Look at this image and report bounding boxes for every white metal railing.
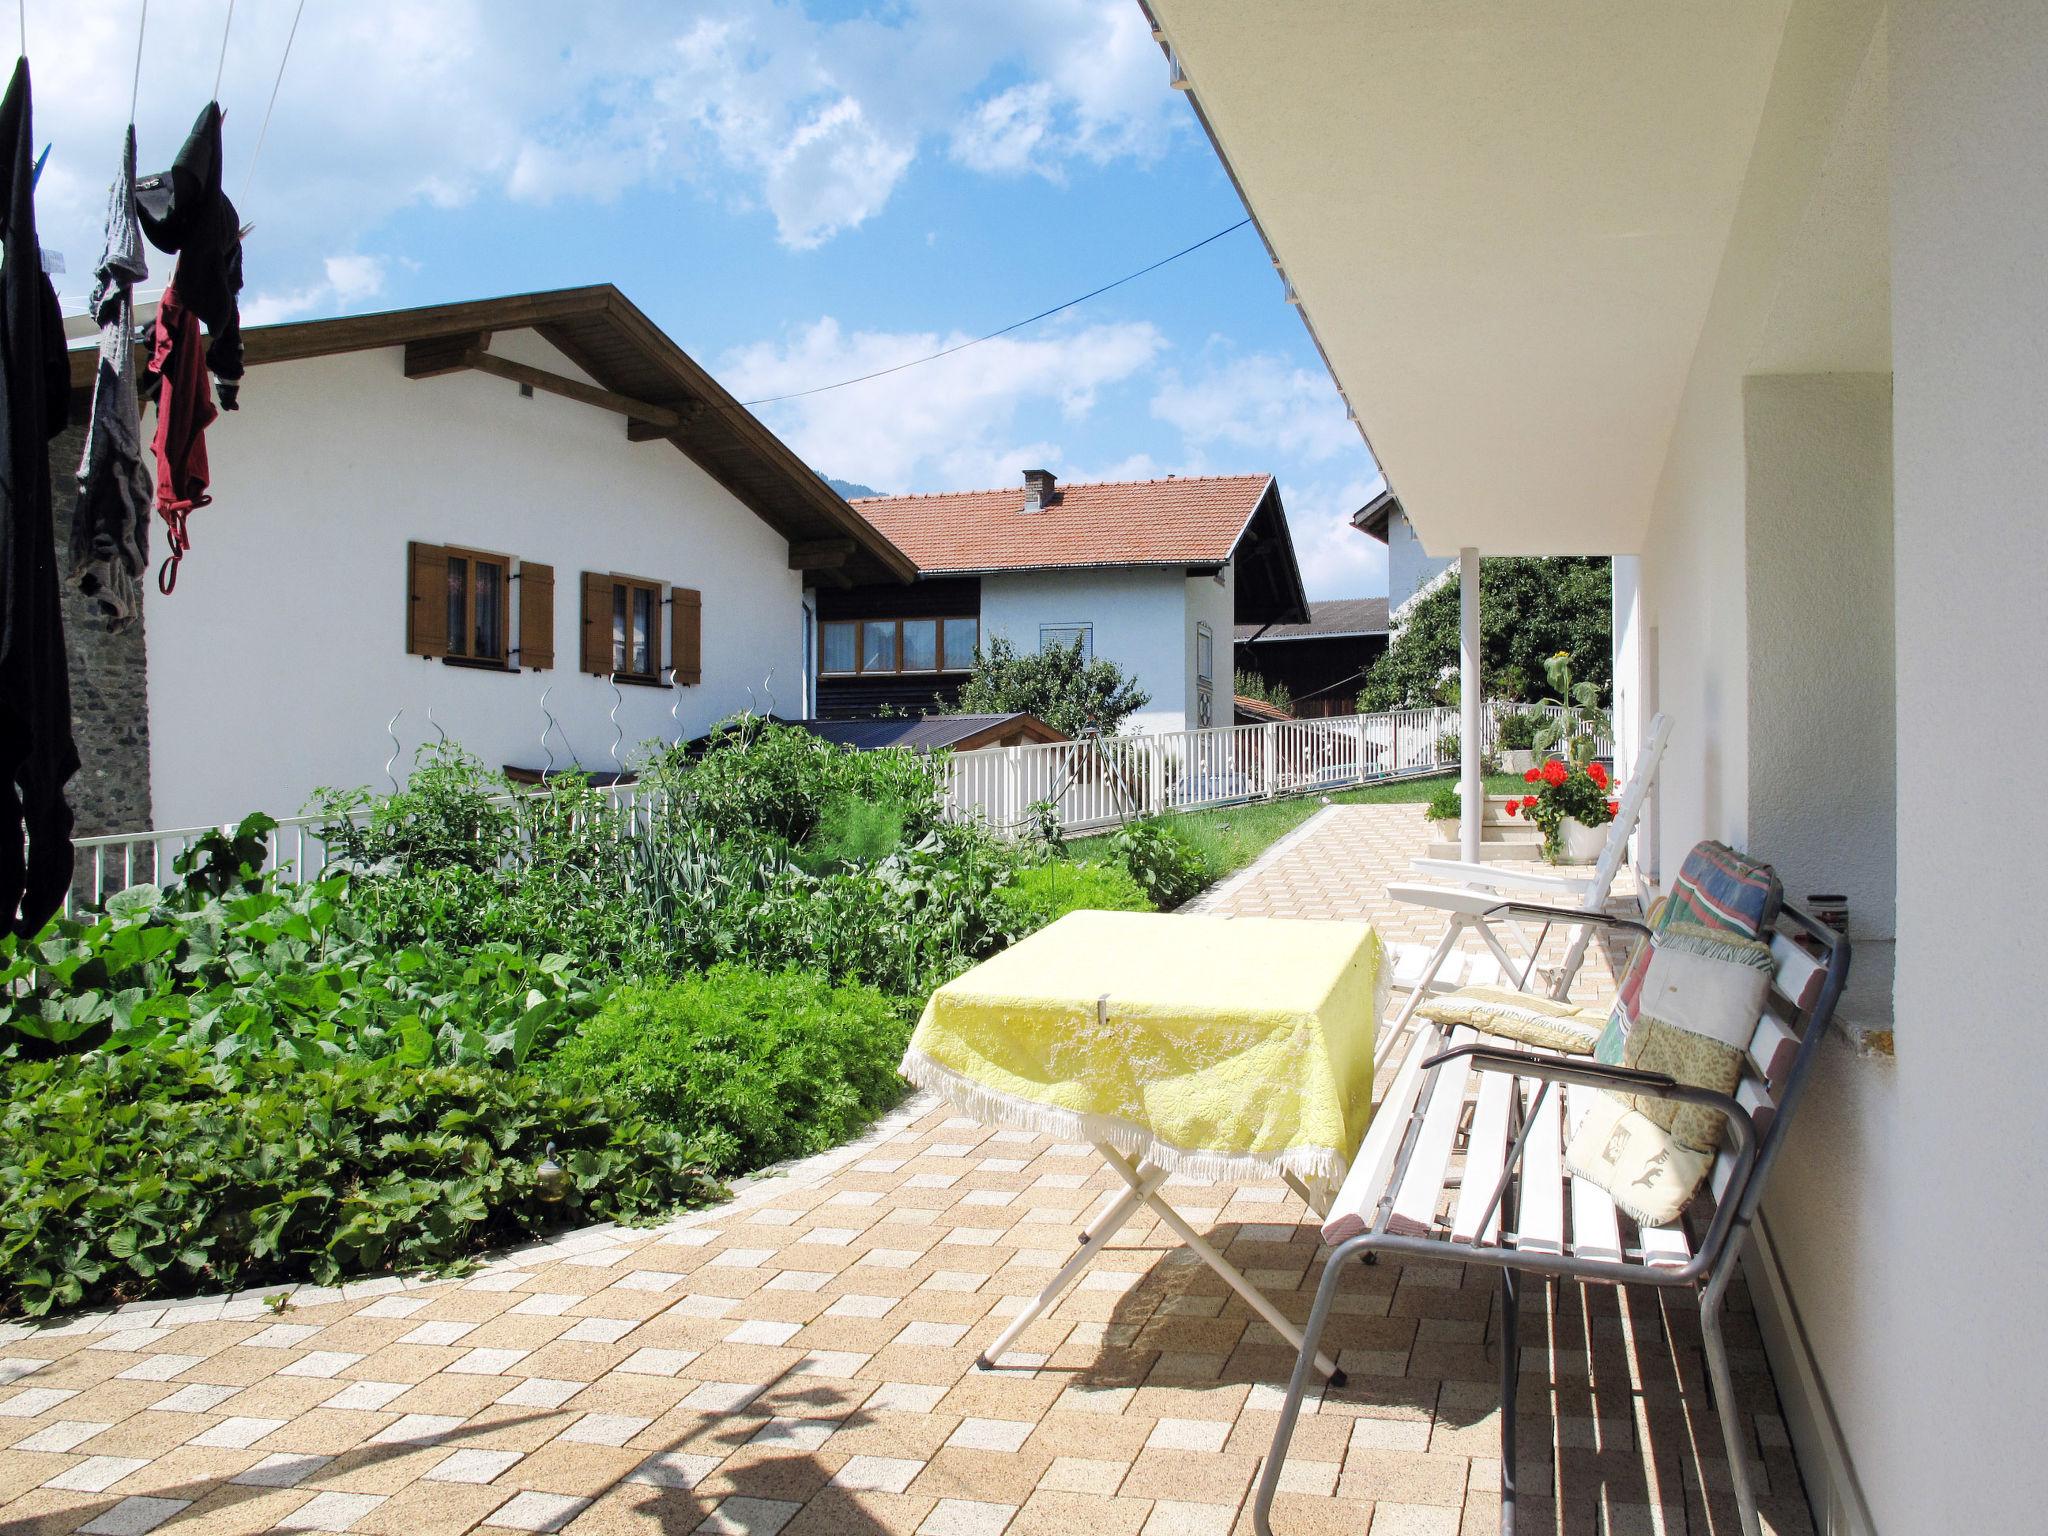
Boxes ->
[63,779,664,919]
[60,701,1615,913]
[942,706,1441,836]
[942,700,1614,838]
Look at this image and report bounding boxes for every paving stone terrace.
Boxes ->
[0,805,1809,1536]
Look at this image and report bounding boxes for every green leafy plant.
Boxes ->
[1233,669,1294,714]
[993,861,1153,932]
[1105,819,1212,909]
[1496,709,1545,752]
[1359,556,1612,711]
[1424,782,1463,823]
[949,635,1150,737]
[552,967,910,1176]
[0,1050,716,1317]
[801,792,908,872]
[1530,653,1612,767]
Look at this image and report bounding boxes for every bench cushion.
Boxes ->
[1593,840,1782,1065]
[1414,985,1606,1054]
[1568,842,1783,1224]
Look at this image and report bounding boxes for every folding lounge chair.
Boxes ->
[1251,880,1851,1536]
[1377,713,1673,1068]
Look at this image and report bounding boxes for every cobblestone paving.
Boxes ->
[0,806,1808,1536]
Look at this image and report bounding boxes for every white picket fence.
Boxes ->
[61,699,1607,913]
[942,699,1608,838]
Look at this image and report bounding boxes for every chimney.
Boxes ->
[1021,468,1058,512]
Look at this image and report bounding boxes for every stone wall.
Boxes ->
[49,421,153,837]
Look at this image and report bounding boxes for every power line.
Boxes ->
[242,0,308,203]
[739,216,1253,407]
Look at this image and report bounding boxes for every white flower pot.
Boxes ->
[1558,816,1608,864]
[1502,749,1535,774]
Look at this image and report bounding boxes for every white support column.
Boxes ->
[1459,547,1482,863]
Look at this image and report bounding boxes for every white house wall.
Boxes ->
[1885,2,2048,1530]
[143,332,803,828]
[978,567,1194,735]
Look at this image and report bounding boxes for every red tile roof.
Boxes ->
[848,474,1275,575]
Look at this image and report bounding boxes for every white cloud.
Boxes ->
[721,315,1166,490]
[1148,349,1388,599]
[1283,474,1392,602]
[242,253,388,326]
[36,0,1183,312]
[1151,351,1364,464]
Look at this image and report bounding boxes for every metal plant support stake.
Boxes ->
[382,710,405,794]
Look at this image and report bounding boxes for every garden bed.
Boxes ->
[1,724,1210,1317]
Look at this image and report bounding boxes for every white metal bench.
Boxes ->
[1252,895,1850,1536]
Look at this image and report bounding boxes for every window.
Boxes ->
[821,621,857,674]
[861,620,898,673]
[1196,621,1214,684]
[446,552,506,662]
[612,576,661,679]
[819,616,978,675]
[580,571,695,684]
[408,544,550,669]
[1040,623,1093,660]
[900,619,938,672]
[943,617,979,669]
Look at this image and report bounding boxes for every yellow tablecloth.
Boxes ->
[901,910,1386,1188]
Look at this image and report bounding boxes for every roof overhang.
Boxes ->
[1142,1,1802,557]
[1351,487,1400,545]
[1227,477,1311,627]
[69,285,917,586]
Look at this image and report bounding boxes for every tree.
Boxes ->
[1357,556,1612,711]
[949,636,1150,737]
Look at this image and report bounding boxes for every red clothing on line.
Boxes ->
[149,283,215,521]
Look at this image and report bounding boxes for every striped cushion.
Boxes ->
[1594,841,1781,1066]
[1567,842,1782,1225]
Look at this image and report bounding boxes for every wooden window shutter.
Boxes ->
[518,562,554,671]
[580,571,612,675]
[407,541,448,656]
[671,586,702,685]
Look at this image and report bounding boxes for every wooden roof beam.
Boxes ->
[404,335,684,431]
[465,351,683,431]
[788,538,857,572]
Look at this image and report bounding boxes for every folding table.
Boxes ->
[898,908,1388,1380]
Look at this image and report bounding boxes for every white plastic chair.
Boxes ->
[1376,713,1672,1068]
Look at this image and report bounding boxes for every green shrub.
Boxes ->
[0,1050,716,1317]
[801,792,908,872]
[1424,782,1462,823]
[1496,710,1545,751]
[2,865,600,1069]
[672,721,945,845]
[554,967,911,1176]
[315,746,656,966]
[994,861,1154,932]
[1105,819,1213,909]
[949,635,1150,737]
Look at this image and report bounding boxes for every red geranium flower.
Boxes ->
[1606,800,1620,817]
[1587,762,1609,788]
[1541,759,1568,787]
[1523,767,1540,784]
[1521,795,1539,810]
[1504,802,1518,817]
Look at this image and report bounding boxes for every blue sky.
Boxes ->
[37,0,1387,595]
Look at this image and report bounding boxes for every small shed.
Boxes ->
[794,713,1066,753]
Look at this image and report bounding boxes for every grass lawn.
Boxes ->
[1075,771,1530,887]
